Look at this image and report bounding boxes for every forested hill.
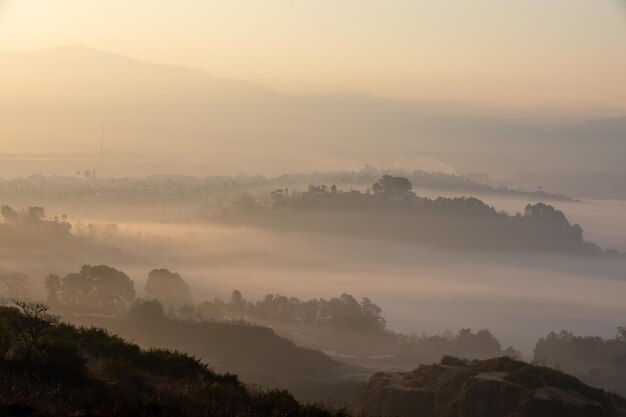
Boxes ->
[218,176,622,256]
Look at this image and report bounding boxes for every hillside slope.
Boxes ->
[3,301,625,417]
[357,356,626,417]
[0,301,347,417]
[61,300,358,403]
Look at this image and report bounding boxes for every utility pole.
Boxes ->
[100,123,104,178]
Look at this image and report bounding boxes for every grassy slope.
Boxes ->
[0,304,348,417]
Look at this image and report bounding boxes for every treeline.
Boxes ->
[184,290,520,362]
[396,328,520,364]
[42,265,519,363]
[7,263,386,334]
[534,328,626,396]
[222,175,622,256]
[0,205,122,263]
[195,292,386,334]
[1,265,520,366]
[0,168,572,209]
[0,204,119,241]
[0,205,72,242]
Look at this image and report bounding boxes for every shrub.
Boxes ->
[472,356,526,373]
[138,348,212,380]
[100,356,139,383]
[37,338,88,385]
[505,366,544,389]
[440,355,468,367]
[76,326,142,360]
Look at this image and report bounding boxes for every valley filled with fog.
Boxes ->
[2,173,625,360]
[3,3,626,416]
[106,219,626,357]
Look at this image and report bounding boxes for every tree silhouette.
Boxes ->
[44,274,62,305]
[0,301,59,360]
[372,175,413,195]
[145,268,193,307]
[51,265,136,313]
[0,273,30,301]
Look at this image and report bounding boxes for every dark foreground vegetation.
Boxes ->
[357,356,626,417]
[0,301,348,417]
[219,176,623,256]
[2,300,624,417]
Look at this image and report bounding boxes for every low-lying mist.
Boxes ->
[122,222,626,356]
[2,175,626,360]
[4,217,622,357]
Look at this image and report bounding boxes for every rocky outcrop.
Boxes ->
[356,356,626,417]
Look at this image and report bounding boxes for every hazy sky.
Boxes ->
[1,0,625,106]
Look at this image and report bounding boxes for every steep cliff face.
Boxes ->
[357,357,626,417]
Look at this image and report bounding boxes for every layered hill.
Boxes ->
[1,46,626,176]
[218,176,621,256]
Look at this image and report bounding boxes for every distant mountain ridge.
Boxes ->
[1,45,626,176]
[3,45,624,121]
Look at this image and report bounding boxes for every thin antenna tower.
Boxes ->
[100,123,104,178]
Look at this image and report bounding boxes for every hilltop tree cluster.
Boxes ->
[397,328,520,363]
[0,205,71,239]
[228,176,617,255]
[534,328,626,395]
[41,265,194,314]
